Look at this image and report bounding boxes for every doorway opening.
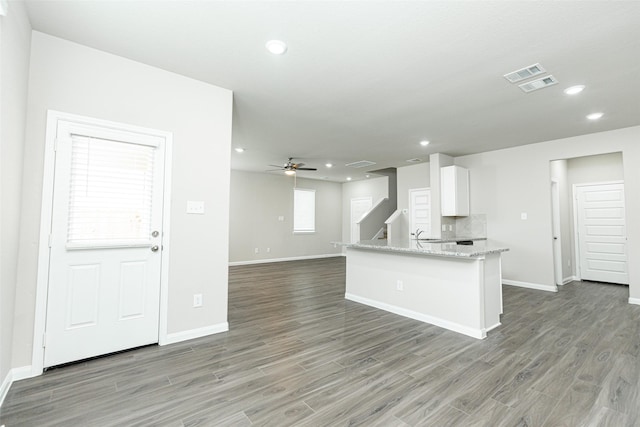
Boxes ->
[549,152,627,288]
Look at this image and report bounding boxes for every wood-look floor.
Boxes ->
[1,257,639,426]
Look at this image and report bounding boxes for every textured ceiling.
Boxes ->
[24,1,640,181]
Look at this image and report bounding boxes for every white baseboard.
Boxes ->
[629,297,640,306]
[229,253,342,266]
[1,365,32,406]
[503,279,557,293]
[345,293,486,339]
[160,322,229,346]
[561,276,579,285]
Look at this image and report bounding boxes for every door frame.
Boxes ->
[31,110,173,376]
[550,180,563,286]
[572,180,624,282]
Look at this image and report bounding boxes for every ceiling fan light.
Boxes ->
[284,170,296,175]
[420,140,430,147]
[586,112,603,120]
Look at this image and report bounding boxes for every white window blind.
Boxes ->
[293,188,315,233]
[67,135,156,248]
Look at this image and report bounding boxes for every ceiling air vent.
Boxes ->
[503,63,546,83]
[406,158,422,163]
[519,75,558,93]
[345,160,376,168]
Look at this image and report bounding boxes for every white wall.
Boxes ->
[397,162,430,211]
[0,0,31,397]
[456,126,640,300]
[567,152,623,184]
[12,32,233,369]
[341,176,388,247]
[229,171,342,263]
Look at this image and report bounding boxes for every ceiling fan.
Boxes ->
[268,157,317,175]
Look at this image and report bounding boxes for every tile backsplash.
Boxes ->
[455,214,487,238]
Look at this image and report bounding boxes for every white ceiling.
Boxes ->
[24,1,640,182]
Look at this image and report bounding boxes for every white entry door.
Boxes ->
[575,182,628,285]
[409,188,431,238]
[351,197,373,243]
[44,119,166,367]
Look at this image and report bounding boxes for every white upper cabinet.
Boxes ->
[441,165,469,216]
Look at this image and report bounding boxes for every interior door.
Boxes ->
[351,197,373,243]
[44,120,166,367]
[409,188,431,238]
[575,182,628,284]
[551,181,563,285]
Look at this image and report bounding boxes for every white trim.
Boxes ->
[629,297,640,306]
[32,110,173,376]
[229,253,342,266]
[1,366,32,406]
[345,293,489,339]
[561,276,578,285]
[503,279,558,293]
[1,370,12,406]
[160,322,229,346]
[157,131,173,348]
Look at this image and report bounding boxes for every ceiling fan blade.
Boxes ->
[268,164,284,169]
[293,162,305,168]
[296,167,317,171]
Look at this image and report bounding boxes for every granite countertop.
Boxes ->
[335,239,509,258]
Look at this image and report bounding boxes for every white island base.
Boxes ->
[345,247,503,339]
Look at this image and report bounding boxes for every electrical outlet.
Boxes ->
[396,280,403,291]
[254,248,259,254]
[521,212,528,220]
[193,293,203,308]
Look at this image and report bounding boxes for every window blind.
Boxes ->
[294,188,315,233]
[67,135,156,247]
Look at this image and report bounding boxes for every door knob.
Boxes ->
[151,245,159,252]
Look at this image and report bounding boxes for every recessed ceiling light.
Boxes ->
[346,177,352,181]
[325,163,333,168]
[265,40,287,55]
[365,174,370,178]
[586,112,604,120]
[564,85,585,95]
[234,147,245,153]
[420,140,430,147]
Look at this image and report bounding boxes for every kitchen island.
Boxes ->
[340,239,509,339]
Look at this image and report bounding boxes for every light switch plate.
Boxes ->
[521,212,528,220]
[187,201,205,214]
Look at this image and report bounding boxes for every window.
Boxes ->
[67,135,156,247]
[293,188,315,233]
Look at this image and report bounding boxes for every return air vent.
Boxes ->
[406,158,422,163]
[345,160,376,168]
[519,75,558,93]
[503,63,546,83]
